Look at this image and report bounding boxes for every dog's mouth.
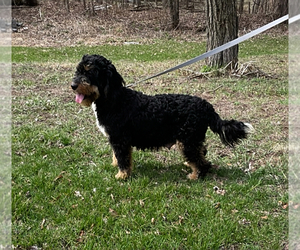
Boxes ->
[71,81,100,107]
[75,93,85,104]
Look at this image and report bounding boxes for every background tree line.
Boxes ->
[12,0,288,18]
[11,0,288,68]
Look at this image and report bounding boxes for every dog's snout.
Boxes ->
[71,83,78,90]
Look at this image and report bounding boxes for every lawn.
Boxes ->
[12,36,288,249]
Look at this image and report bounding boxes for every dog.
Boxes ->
[71,54,254,180]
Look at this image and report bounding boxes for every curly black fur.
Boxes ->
[71,54,254,180]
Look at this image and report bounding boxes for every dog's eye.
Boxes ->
[84,64,92,71]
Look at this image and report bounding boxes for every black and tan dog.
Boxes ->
[71,54,253,180]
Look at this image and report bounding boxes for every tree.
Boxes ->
[169,0,179,29]
[205,0,238,68]
[274,0,288,18]
[238,0,244,14]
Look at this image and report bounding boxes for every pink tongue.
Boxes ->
[75,94,85,103]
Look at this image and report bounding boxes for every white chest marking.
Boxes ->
[92,103,108,137]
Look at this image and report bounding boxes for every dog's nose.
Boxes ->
[71,83,78,90]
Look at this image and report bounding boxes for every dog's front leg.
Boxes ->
[111,151,118,167]
[111,145,133,180]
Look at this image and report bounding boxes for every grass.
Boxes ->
[12,35,288,249]
[12,35,287,64]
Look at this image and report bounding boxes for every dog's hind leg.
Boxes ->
[180,142,211,180]
[111,145,133,180]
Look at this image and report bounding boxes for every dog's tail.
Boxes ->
[209,111,254,147]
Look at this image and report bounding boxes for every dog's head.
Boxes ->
[71,54,125,107]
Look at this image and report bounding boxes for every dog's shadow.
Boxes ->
[129,161,246,183]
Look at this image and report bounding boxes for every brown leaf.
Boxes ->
[213,202,221,209]
[139,200,145,207]
[76,230,84,243]
[239,218,251,225]
[109,208,118,217]
[54,171,66,182]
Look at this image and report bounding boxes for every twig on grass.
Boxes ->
[202,84,223,94]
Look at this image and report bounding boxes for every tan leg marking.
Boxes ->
[184,161,199,180]
[112,151,118,167]
[114,147,133,180]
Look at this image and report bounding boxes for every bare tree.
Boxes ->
[274,0,288,18]
[252,0,261,14]
[238,0,244,14]
[169,0,179,29]
[25,0,38,5]
[205,0,238,68]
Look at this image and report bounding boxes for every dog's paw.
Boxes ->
[187,173,199,180]
[115,170,130,180]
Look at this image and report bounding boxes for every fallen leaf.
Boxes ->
[139,200,145,207]
[213,202,221,209]
[214,186,226,195]
[40,218,46,229]
[154,230,160,235]
[53,174,63,182]
[77,230,84,243]
[216,189,226,195]
[178,216,184,225]
[74,191,84,200]
[109,208,118,217]
[239,218,251,225]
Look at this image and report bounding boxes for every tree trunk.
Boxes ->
[169,0,179,29]
[205,0,238,68]
[25,0,38,6]
[238,0,244,14]
[274,0,288,18]
[252,0,261,14]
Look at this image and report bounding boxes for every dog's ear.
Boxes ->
[82,54,89,61]
[103,63,125,97]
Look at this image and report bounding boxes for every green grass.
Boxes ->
[12,35,288,249]
[12,35,287,64]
